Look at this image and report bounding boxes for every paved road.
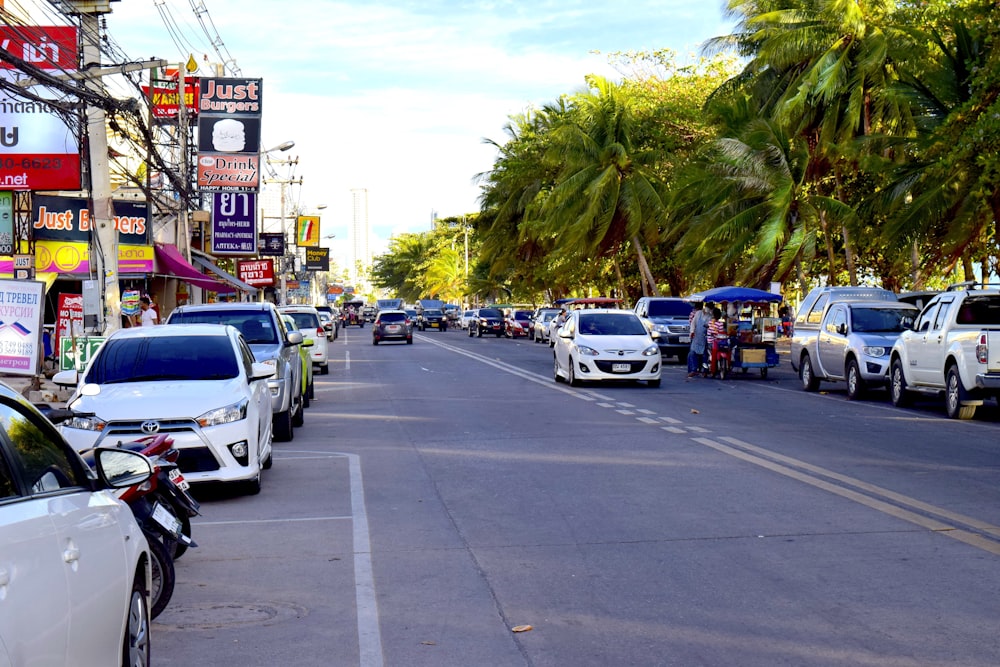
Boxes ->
[153,326,1000,666]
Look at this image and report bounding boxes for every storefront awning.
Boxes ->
[191,252,258,295]
[153,243,230,292]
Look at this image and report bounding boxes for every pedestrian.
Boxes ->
[707,306,726,376]
[687,302,709,377]
[138,296,158,326]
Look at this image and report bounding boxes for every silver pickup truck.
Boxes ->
[889,285,1000,419]
[793,300,918,399]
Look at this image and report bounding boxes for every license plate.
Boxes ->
[612,363,631,373]
[168,467,189,491]
[151,501,183,537]
[387,325,400,332]
[680,335,690,343]
[430,322,439,328]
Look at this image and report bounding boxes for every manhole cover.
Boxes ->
[154,601,308,631]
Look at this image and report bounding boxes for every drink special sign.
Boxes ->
[197,78,263,192]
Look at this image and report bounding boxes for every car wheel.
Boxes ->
[307,379,315,400]
[800,354,820,391]
[478,331,483,338]
[146,531,176,619]
[553,355,563,383]
[568,359,581,387]
[292,396,304,427]
[262,450,273,470]
[889,358,912,407]
[946,365,976,419]
[320,363,329,375]
[648,378,661,388]
[302,387,310,408]
[759,368,768,379]
[845,359,865,400]
[243,473,262,496]
[468,327,474,337]
[407,336,413,344]
[122,571,151,667]
[274,408,294,442]
[496,332,503,338]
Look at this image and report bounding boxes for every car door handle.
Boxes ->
[63,547,80,563]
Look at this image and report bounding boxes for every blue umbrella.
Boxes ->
[685,286,783,304]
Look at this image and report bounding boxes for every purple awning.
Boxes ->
[154,243,230,292]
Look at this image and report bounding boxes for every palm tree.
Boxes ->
[541,76,666,296]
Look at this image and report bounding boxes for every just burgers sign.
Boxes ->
[197,77,263,192]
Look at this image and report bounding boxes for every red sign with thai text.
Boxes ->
[237,258,274,287]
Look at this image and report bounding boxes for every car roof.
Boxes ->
[278,305,319,313]
[377,309,407,315]
[843,301,919,309]
[173,302,276,312]
[111,323,235,338]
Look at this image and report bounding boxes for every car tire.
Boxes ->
[568,360,581,387]
[262,450,273,470]
[320,363,329,375]
[553,355,563,383]
[243,473,262,496]
[496,332,503,338]
[406,336,413,344]
[123,571,151,667]
[946,365,976,420]
[468,327,474,337]
[274,408,294,442]
[648,378,661,388]
[800,354,820,391]
[146,531,175,619]
[890,358,913,407]
[478,331,483,338]
[845,359,865,400]
[302,388,310,409]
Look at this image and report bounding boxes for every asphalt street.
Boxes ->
[149,325,1000,666]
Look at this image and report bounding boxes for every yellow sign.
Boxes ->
[296,216,320,247]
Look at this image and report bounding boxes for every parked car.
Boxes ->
[0,383,154,667]
[165,301,304,441]
[532,308,561,343]
[505,310,533,338]
[459,309,478,330]
[279,305,330,374]
[469,307,505,337]
[54,324,276,494]
[362,306,376,322]
[793,301,918,399]
[633,297,694,361]
[889,284,1000,419]
[418,308,448,331]
[282,313,315,407]
[373,309,413,344]
[317,309,338,340]
[552,309,662,387]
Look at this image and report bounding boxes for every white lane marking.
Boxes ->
[597,402,616,408]
[686,426,710,433]
[637,409,656,415]
[637,417,660,424]
[196,516,352,526]
[348,452,384,667]
[662,426,686,434]
[618,402,636,408]
[616,409,635,415]
[661,417,682,424]
[346,350,351,371]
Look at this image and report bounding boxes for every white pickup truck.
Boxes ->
[889,285,1000,419]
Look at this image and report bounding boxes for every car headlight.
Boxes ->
[63,414,106,431]
[862,346,889,357]
[197,400,248,427]
[653,324,670,333]
[576,345,600,356]
[643,345,660,356]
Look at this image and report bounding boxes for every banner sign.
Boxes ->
[0,26,81,190]
[32,195,149,244]
[0,191,12,255]
[305,247,329,271]
[210,192,257,255]
[237,258,274,287]
[258,232,284,256]
[58,335,104,372]
[296,215,320,247]
[197,77,262,193]
[0,278,45,375]
[0,242,153,275]
[141,79,199,119]
[55,292,83,357]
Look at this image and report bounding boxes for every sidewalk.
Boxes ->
[0,372,72,407]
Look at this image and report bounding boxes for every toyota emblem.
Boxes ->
[140,420,160,434]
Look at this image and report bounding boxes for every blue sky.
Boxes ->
[102,0,733,265]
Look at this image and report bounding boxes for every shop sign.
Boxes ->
[211,192,257,254]
[58,335,104,372]
[237,258,274,287]
[0,191,12,254]
[296,216,320,247]
[32,195,149,244]
[55,293,83,357]
[0,278,44,375]
[0,242,153,274]
[304,247,329,271]
[258,232,284,256]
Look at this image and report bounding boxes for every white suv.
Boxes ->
[279,306,330,374]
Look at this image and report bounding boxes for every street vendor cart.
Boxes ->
[685,286,782,378]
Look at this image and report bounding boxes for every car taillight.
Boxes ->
[317,327,325,336]
[977,332,988,364]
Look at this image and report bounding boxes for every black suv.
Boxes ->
[469,308,505,337]
[418,308,447,331]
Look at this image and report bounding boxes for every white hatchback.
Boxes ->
[552,309,662,387]
[54,324,275,495]
[279,305,330,374]
[0,383,154,666]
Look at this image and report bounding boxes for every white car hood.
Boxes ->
[71,379,248,420]
[575,334,654,353]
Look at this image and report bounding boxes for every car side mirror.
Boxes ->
[837,323,848,335]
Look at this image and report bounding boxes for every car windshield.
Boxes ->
[540,311,558,322]
[479,309,502,318]
[169,311,278,344]
[851,307,915,332]
[647,300,693,317]
[85,335,239,384]
[380,313,405,323]
[514,311,531,321]
[577,313,648,336]
[287,312,320,329]
[954,296,1000,325]
[425,309,443,316]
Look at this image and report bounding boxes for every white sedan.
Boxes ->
[552,309,662,387]
[0,383,153,666]
[54,323,275,495]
